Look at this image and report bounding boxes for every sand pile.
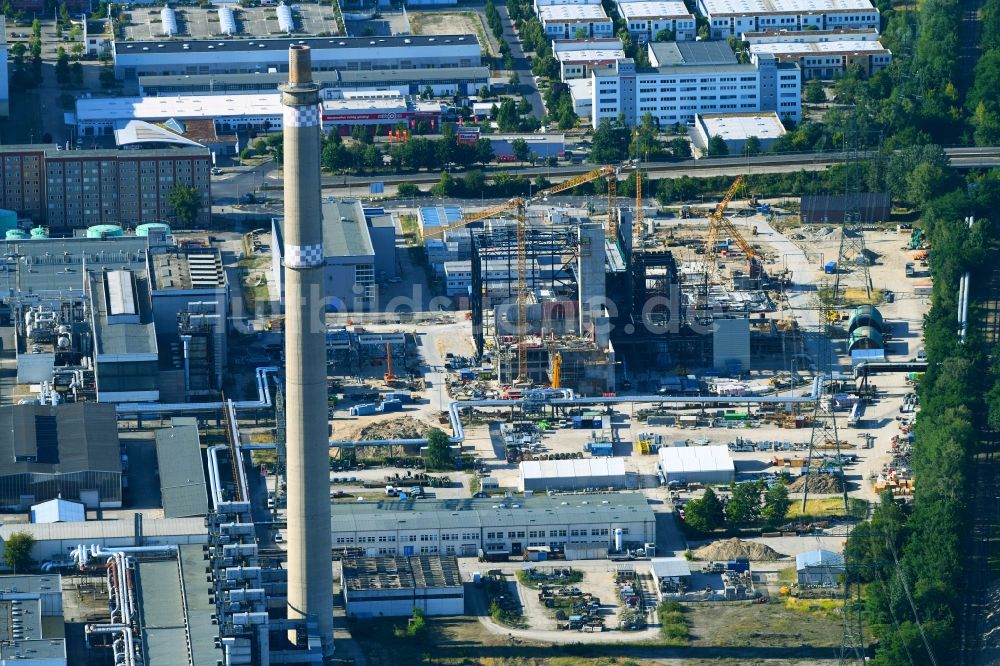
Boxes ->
[693,538,783,561]
[339,416,435,441]
[787,474,844,494]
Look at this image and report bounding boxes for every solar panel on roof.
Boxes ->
[33,415,59,465]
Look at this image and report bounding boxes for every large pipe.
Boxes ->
[114,366,278,416]
[280,44,334,655]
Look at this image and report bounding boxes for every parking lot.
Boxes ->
[122,3,338,41]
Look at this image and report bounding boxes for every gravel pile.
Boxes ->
[693,538,783,561]
[340,416,435,441]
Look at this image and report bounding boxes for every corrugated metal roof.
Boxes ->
[139,559,188,665]
[650,557,691,579]
[796,549,845,570]
[0,403,121,475]
[658,444,735,474]
[0,517,205,542]
[154,425,208,518]
[520,457,627,480]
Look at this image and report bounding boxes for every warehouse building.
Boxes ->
[692,112,786,155]
[330,493,656,559]
[342,555,465,618]
[0,144,211,228]
[112,34,482,78]
[538,4,615,39]
[749,40,892,78]
[616,0,697,41]
[138,66,491,98]
[698,0,880,39]
[658,445,735,484]
[796,549,845,585]
[553,38,626,80]
[591,41,801,128]
[489,134,566,161]
[0,403,122,510]
[650,557,692,599]
[520,458,629,491]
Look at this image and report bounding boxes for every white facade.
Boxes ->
[113,34,481,78]
[0,518,207,562]
[741,26,880,43]
[567,78,595,116]
[535,0,602,10]
[591,57,801,129]
[520,457,629,491]
[698,0,880,38]
[331,495,656,558]
[554,38,626,79]
[658,444,735,484]
[616,0,697,40]
[749,40,892,78]
[538,4,615,38]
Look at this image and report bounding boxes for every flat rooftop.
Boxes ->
[0,236,150,300]
[0,597,65,661]
[649,40,739,66]
[749,39,890,55]
[77,94,283,123]
[89,270,158,359]
[154,423,209,518]
[331,493,655,533]
[0,517,205,542]
[552,38,624,52]
[697,112,787,139]
[538,4,610,20]
[139,66,490,91]
[699,0,877,16]
[149,246,226,291]
[740,26,879,39]
[617,0,693,19]
[556,46,625,61]
[274,200,375,260]
[114,34,478,55]
[0,403,121,475]
[342,555,463,591]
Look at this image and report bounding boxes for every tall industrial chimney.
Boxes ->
[280,45,334,656]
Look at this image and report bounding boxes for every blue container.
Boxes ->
[377,399,403,413]
[824,261,837,274]
[350,403,378,416]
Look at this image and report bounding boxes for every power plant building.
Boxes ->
[0,403,122,510]
[112,34,482,79]
[342,555,465,618]
[272,200,397,312]
[331,494,656,559]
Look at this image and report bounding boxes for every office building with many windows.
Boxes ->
[749,39,891,78]
[615,0,697,41]
[590,41,801,128]
[698,0,880,39]
[538,4,615,38]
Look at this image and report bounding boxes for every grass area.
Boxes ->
[399,214,420,245]
[783,596,843,621]
[515,568,584,589]
[657,601,691,645]
[237,256,271,269]
[468,475,481,494]
[787,497,868,520]
[777,566,797,585]
[685,599,841,648]
[251,449,277,467]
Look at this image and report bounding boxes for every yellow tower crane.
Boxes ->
[551,351,562,389]
[704,175,762,285]
[424,165,626,382]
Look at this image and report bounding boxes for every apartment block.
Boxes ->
[538,4,615,39]
[0,145,211,229]
[698,0,880,39]
[591,41,801,128]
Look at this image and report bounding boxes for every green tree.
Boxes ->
[167,183,202,227]
[70,62,84,87]
[668,137,692,160]
[683,487,724,532]
[3,532,34,574]
[431,171,456,198]
[463,169,486,193]
[423,428,453,470]
[629,112,662,159]
[573,26,589,39]
[509,72,520,87]
[396,182,421,199]
[761,483,791,526]
[478,85,490,99]
[706,135,729,157]
[497,98,521,133]
[55,48,70,85]
[511,137,530,162]
[742,135,762,157]
[804,79,827,103]
[725,482,762,526]
[99,66,117,88]
[654,28,674,41]
[475,138,495,164]
[590,119,629,163]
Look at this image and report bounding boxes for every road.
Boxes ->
[217,147,1000,207]
[496,2,546,122]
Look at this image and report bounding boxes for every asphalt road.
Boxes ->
[496,2,546,122]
